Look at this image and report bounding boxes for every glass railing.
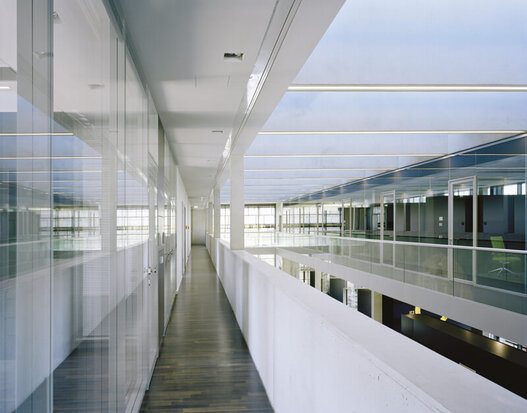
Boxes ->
[242,231,527,315]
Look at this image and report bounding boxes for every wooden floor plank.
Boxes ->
[140,246,273,413]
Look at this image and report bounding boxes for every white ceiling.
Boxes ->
[115,0,346,206]
[114,0,277,201]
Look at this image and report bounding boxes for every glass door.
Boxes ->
[145,155,159,386]
[381,191,395,264]
[381,191,396,241]
[448,176,478,281]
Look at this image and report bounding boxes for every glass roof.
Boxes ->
[223,0,527,203]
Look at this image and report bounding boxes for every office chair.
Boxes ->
[488,236,520,278]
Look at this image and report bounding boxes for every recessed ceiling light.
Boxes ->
[0,86,10,90]
[224,52,244,61]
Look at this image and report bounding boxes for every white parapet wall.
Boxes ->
[207,234,527,413]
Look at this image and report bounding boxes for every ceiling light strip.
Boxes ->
[0,132,74,136]
[0,156,101,160]
[245,176,350,178]
[246,168,389,171]
[258,130,524,135]
[0,170,101,174]
[288,84,527,92]
[245,153,443,158]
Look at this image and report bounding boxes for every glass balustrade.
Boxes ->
[244,232,527,315]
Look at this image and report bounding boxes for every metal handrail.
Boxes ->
[270,231,527,255]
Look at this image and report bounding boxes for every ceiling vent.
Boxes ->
[224,52,244,61]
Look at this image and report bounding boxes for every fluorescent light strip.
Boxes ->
[0,132,74,136]
[244,177,350,180]
[0,86,11,90]
[413,167,527,170]
[244,184,329,187]
[245,153,443,158]
[246,168,389,171]
[0,156,101,160]
[288,84,527,92]
[0,170,101,174]
[258,130,524,135]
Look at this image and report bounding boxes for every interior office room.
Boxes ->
[1,0,526,412]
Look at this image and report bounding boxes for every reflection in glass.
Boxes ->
[1,1,181,411]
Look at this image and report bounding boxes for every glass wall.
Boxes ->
[285,135,527,253]
[283,203,342,234]
[281,135,527,297]
[0,1,180,411]
[1,1,53,411]
[220,204,276,236]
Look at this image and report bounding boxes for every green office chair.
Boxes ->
[489,236,521,278]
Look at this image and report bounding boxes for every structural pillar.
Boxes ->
[372,292,383,323]
[277,202,283,232]
[316,204,320,234]
[314,270,322,291]
[341,200,345,235]
[349,198,353,236]
[321,203,325,233]
[213,187,221,238]
[207,202,213,235]
[230,154,244,250]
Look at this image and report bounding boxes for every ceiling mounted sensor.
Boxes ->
[224,52,244,62]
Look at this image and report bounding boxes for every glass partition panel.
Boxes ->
[0,0,53,411]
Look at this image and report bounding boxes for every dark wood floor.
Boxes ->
[140,246,273,412]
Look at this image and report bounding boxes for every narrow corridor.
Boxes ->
[140,246,273,412]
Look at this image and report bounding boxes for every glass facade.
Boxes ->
[273,136,527,310]
[283,203,342,234]
[0,1,184,411]
[283,135,527,251]
[220,204,276,236]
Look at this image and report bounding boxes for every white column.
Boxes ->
[277,202,283,232]
[213,187,221,238]
[316,204,320,234]
[207,202,213,235]
[321,203,325,233]
[341,200,345,235]
[230,154,244,250]
[314,270,322,291]
[372,292,383,323]
[349,198,353,236]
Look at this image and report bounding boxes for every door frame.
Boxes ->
[448,176,478,281]
[380,190,396,241]
[380,191,396,265]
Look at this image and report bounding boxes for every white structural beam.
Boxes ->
[230,154,244,249]
[213,187,221,238]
